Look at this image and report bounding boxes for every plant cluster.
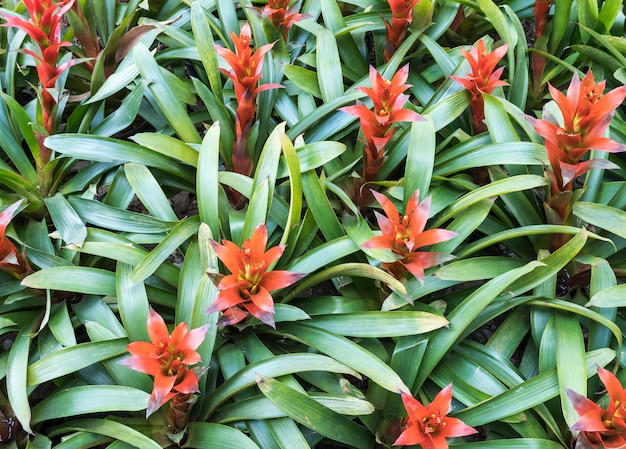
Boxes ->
[0,0,626,448]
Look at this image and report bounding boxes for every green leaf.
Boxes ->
[316,30,344,103]
[405,118,434,204]
[183,422,260,449]
[433,175,548,226]
[134,43,201,143]
[308,311,448,337]
[27,339,128,386]
[588,284,626,307]
[197,123,221,238]
[92,82,146,137]
[130,215,201,284]
[44,193,87,248]
[573,202,626,239]
[301,171,344,241]
[201,353,359,418]
[124,163,178,222]
[414,261,544,390]
[31,386,149,424]
[434,142,547,177]
[7,318,36,434]
[277,323,410,394]
[21,267,116,296]
[450,440,567,448]
[44,134,191,177]
[213,393,374,424]
[130,132,199,167]
[116,262,150,342]
[453,349,614,426]
[257,376,372,449]
[436,257,528,282]
[555,311,586,427]
[191,1,223,101]
[49,419,161,448]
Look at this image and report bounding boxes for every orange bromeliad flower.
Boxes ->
[1,0,79,138]
[341,65,422,184]
[120,308,209,417]
[215,23,282,178]
[451,39,508,134]
[567,365,626,449]
[527,70,626,194]
[363,190,458,284]
[394,384,477,448]
[260,0,307,40]
[0,201,30,278]
[207,224,304,328]
[383,0,421,62]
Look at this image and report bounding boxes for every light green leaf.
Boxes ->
[257,375,372,449]
[27,339,128,386]
[31,386,149,424]
[316,30,344,103]
[49,419,161,448]
[124,163,178,222]
[183,422,260,449]
[130,215,201,285]
[44,193,87,248]
[308,311,448,337]
[277,323,410,394]
[21,267,116,296]
[134,43,201,143]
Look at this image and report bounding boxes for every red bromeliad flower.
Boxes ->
[567,365,626,449]
[341,65,422,184]
[363,190,458,284]
[527,70,626,194]
[532,0,551,87]
[451,39,508,134]
[215,23,282,178]
[1,0,80,138]
[120,308,209,417]
[207,224,304,329]
[394,385,477,448]
[260,0,307,41]
[0,201,30,278]
[383,0,421,62]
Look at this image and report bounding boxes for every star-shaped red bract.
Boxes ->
[394,384,477,448]
[207,223,304,329]
[120,308,209,417]
[527,70,626,192]
[451,39,508,133]
[363,189,458,284]
[341,65,422,182]
[0,201,30,278]
[567,365,626,449]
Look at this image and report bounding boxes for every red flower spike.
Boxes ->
[451,39,508,134]
[567,365,626,449]
[383,0,421,62]
[394,384,477,448]
[215,23,283,178]
[0,201,30,278]
[258,0,308,41]
[341,65,422,183]
[1,0,78,136]
[120,308,209,417]
[527,70,626,193]
[363,190,458,284]
[207,224,305,328]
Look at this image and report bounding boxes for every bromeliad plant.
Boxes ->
[2,1,626,449]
